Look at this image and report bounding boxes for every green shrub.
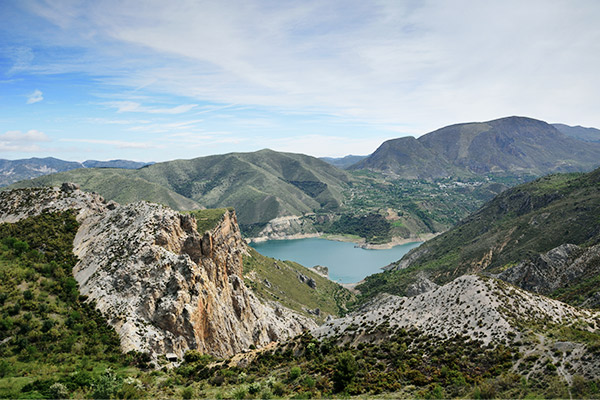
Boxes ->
[332,351,358,393]
[232,386,248,400]
[181,385,195,399]
[289,366,301,381]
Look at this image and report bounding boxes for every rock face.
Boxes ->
[405,273,439,297]
[252,215,319,241]
[499,243,600,307]
[0,185,315,359]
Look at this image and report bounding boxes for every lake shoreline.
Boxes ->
[248,232,435,249]
[250,237,423,284]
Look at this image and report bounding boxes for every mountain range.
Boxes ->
[0,157,152,187]
[320,154,368,169]
[4,117,600,244]
[552,123,600,143]
[351,117,600,179]
[5,150,352,233]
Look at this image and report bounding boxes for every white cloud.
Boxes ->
[16,0,600,132]
[26,89,43,104]
[0,130,50,152]
[6,46,35,75]
[1,129,50,142]
[104,101,198,114]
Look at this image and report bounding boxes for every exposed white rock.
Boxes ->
[314,275,599,346]
[0,185,316,360]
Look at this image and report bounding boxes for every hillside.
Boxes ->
[135,149,352,229]
[0,185,356,398]
[174,275,600,399]
[357,167,600,305]
[7,150,352,234]
[6,169,201,211]
[352,117,600,179]
[553,123,600,143]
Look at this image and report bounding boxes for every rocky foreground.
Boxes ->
[314,274,600,383]
[0,184,315,360]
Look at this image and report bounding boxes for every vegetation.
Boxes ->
[0,212,147,399]
[358,168,600,303]
[243,248,355,322]
[0,193,598,399]
[187,208,234,233]
[171,328,599,399]
[4,168,200,211]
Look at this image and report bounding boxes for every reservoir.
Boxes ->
[250,238,422,284]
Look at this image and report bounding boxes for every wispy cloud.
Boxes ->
[126,119,204,134]
[2,0,599,162]
[5,46,35,75]
[1,129,50,142]
[26,89,44,104]
[60,138,160,149]
[0,129,50,152]
[19,0,599,130]
[104,101,198,114]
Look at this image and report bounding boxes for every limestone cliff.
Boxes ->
[0,185,315,359]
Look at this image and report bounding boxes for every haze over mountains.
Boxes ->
[0,157,152,187]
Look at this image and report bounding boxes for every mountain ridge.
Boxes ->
[0,157,152,187]
[351,116,600,178]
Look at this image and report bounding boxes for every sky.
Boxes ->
[1,0,599,162]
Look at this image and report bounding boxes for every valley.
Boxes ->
[1,116,600,399]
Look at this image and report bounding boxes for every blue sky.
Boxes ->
[1,0,600,162]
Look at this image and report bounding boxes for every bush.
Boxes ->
[232,386,248,400]
[289,366,302,381]
[48,383,69,399]
[332,351,358,393]
[92,368,121,399]
[181,385,195,399]
[272,381,287,397]
[248,381,262,395]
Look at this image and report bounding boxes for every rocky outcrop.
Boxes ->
[314,275,600,381]
[499,243,600,306]
[0,185,315,360]
[405,272,439,296]
[251,215,319,242]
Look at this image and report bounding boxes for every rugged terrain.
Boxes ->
[358,167,600,304]
[7,150,352,234]
[315,275,600,386]
[0,185,325,360]
[351,116,600,179]
[7,117,600,246]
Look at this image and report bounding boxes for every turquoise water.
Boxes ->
[250,238,422,284]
